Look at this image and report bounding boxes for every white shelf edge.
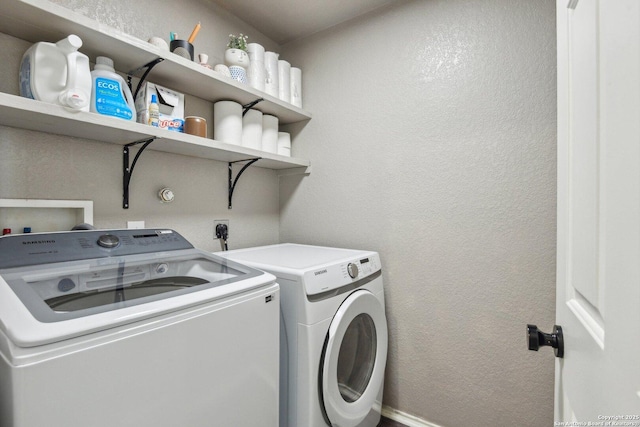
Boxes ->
[0,0,312,125]
[0,93,310,170]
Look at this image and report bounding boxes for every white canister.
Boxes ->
[213,100,242,145]
[261,114,279,153]
[247,43,265,62]
[264,51,279,98]
[247,43,266,91]
[290,67,302,108]
[278,60,291,103]
[277,132,291,157]
[247,63,265,91]
[242,109,263,150]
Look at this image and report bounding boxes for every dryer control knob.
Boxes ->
[347,262,359,279]
[97,234,120,249]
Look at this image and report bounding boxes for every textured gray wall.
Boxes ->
[1,0,558,425]
[50,0,280,62]
[279,1,557,426]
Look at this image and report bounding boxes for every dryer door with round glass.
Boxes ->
[320,289,388,427]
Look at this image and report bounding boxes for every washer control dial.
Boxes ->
[97,234,120,249]
[347,262,359,279]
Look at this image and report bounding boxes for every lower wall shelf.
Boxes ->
[0,93,310,170]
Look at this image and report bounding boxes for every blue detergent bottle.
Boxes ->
[90,56,136,121]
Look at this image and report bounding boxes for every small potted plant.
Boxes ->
[225,33,249,83]
[227,33,248,51]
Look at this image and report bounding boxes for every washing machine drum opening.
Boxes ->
[46,276,208,312]
[1,252,260,323]
[337,313,377,403]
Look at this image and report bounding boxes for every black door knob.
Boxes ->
[527,324,564,358]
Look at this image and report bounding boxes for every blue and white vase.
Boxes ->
[225,48,249,84]
[229,66,247,84]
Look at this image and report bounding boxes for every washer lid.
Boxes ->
[0,230,274,347]
[320,290,388,427]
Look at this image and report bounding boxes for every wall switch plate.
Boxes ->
[127,220,145,229]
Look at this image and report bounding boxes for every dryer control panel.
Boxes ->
[219,243,381,298]
[304,253,380,296]
[343,256,379,279]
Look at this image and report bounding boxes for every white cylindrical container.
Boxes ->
[214,100,242,145]
[261,114,279,153]
[249,65,265,90]
[247,43,266,92]
[242,109,263,150]
[247,43,265,62]
[277,132,291,157]
[278,60,291,103]
[264,52,279,98]
[290,67,302,108]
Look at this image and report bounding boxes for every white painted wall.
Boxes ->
[279,0,557,425]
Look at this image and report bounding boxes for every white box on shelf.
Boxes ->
[135,83,185,132]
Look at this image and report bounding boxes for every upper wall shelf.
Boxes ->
[0,0,312,125]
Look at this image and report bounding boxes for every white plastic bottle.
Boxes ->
[148,94,160,127]
[90,56,136,121]
[19,34,92,111]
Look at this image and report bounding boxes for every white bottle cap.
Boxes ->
[95,56,115,71]
[59,89,89,110]
[96,56,113,66]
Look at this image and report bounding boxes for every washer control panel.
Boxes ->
[97,234,120,249]
[0,229,193,269]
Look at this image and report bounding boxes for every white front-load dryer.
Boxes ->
[220,243,387,427]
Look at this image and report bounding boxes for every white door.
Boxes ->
[320,290,387,427]
[554,0,640,421]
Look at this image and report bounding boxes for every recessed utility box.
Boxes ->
[0,199,94,234]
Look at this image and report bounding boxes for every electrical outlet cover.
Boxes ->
[214,220,229,238]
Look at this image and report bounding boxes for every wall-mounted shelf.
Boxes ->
[0,93,310,170]
[0,0,312,125]
[0,0,312,210]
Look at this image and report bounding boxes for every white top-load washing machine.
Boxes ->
[219,244,387,427]
[0,229,280,427]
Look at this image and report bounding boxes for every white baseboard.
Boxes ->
[381,405,443,427]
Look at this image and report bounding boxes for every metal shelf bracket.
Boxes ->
[242,98,264,116]
[127,57,165,100]
[228,158,261,209]
[123,137,156,209]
